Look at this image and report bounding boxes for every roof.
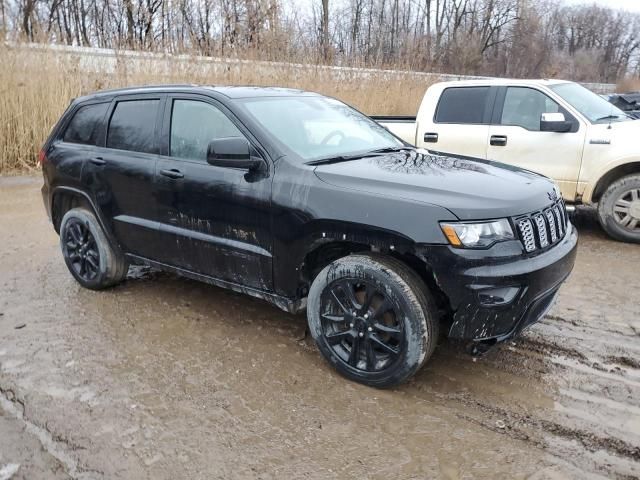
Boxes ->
[73,84,319,104]
[432,78,572,88]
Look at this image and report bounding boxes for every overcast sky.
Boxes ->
[560,0,640,11]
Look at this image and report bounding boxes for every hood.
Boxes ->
[313,150,558,220]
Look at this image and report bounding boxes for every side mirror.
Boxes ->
[206,137,262,170]
[540,112,572,133]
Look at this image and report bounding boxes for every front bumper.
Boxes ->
[417,223,578,344]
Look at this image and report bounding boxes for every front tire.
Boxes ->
[597,174,640,243]
[307,254,438,388]
[60,208,128,289]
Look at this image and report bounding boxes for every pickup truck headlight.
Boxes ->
[440,219,514,248]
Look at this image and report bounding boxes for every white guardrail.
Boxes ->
[6,42,617,94]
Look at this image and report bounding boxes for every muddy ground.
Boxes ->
[0,176,638,480]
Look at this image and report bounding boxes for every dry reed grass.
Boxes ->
[617,77,640,93]
[0,44,432,174]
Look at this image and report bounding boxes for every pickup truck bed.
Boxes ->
[370,115,417,145]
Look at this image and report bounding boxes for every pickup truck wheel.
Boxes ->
[597,174,640,243]
[307,254,438,388]
[60,208,128,289]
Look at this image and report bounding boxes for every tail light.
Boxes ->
[38,148,48,165]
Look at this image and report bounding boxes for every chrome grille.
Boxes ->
[545,210,558,242]
[518,218,537,252]
[515,200,568,253]
[534,214,549,247]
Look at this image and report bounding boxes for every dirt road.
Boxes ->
[0,176,638,479]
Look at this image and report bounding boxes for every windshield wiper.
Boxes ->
[305,146,414,166]
[369,146,414,154]
[595,114,621,122]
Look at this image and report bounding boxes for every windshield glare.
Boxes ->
[550,83,630,124]
[240,96,403,161]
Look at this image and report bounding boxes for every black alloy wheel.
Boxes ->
[320,279,404,372]
[307,254,438,388]
[63,219,100,282]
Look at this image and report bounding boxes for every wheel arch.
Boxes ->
[51,187,119,248]
[588,161,640,204]
[298,239,451,320]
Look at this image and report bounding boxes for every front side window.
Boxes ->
[170,100,243,161]
[435,87,490,124]
[63,103,109,146]
[240,96,403,161]
[501,87,561,131]
[107,99,159,154]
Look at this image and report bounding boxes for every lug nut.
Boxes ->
[367,327,373,332]
[358,332,364,337]
[364,313,369,319]
[349,323,354,328]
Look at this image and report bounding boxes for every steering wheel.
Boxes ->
[320,130,345,146]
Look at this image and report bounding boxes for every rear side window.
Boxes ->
[107,99,159,154]
[435,87,490,124]
[63,103,108,146]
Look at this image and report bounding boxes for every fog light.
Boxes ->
[477,286,520,306]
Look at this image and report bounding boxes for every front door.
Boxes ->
[154,96,273,291]
[487,87,586,200]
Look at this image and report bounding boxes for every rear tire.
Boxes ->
[307,254,438,388]
[597,174,640,243]
[60,208,128,289]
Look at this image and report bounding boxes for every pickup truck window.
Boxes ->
[107,99,160,154]
[240,96,402,161]
[550,83,630,124]
[170,100,243,161]
[501,87,560,131]
[435,87,490,124]
[63,103,109,146]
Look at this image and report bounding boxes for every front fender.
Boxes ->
[581,156,640,204]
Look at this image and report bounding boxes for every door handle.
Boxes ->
[90,157,106,166]
[490,135,508,146]
[160,169,184,179]
[424,132,439,143]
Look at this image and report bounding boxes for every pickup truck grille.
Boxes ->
[515,200,567,253]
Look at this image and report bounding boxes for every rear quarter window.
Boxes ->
[62,103,109,146]
[435,87,490,124]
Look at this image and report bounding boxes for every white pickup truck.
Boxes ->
[374,79,640,243]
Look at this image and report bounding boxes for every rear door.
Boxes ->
[418,86,495,158]
[154,94,273,290]
[81,95,164,258]
[487,86,586,199]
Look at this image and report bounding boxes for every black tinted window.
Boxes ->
[63,103,108,145]
[107,99,159,154]
[435,87,490,124]
[170,100,243,161]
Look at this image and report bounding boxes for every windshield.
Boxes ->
[550,83,630,124]
[240,96,403,161]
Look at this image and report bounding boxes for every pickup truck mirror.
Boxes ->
[207,137,262,170]
[540,113,572,133]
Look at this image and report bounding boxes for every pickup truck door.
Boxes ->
[154,95,273,291]
[486,86,586,200]
[418,86,496,158]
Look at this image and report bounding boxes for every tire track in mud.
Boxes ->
[414,306,640,479]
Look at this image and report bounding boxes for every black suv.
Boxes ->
[41,85,578,387]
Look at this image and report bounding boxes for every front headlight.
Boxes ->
[440,219,514,248]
